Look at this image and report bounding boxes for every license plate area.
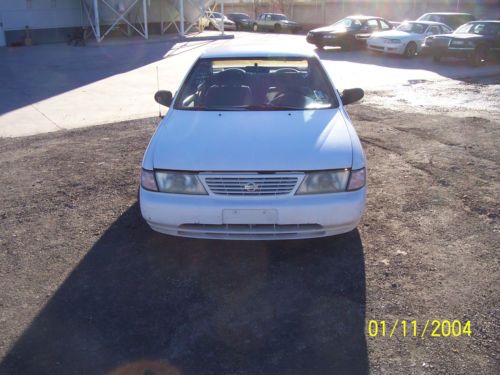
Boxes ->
[222,209,278,224]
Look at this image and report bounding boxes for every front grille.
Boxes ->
[201,173,301,196]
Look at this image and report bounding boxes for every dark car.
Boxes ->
[252,13,301,33]
[227,12,252,31]
[307,16,393,51]
[417,12,475,30]
[424,21,500,66]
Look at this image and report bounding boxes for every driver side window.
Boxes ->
[428,26,440,35]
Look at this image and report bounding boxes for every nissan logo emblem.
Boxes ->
[243,182,258,192]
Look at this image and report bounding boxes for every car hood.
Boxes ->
[151,109,353,171]
[371,30,416,39]
[448,33,486,39]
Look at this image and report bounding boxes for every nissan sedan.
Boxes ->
[140,46,366,240]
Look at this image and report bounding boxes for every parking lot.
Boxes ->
[0,31,499,375]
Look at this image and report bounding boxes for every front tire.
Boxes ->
[404,42,417,58]
[252,23,258,32]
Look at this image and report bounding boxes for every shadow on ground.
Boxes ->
[0,203,368,375]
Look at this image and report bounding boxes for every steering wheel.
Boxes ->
[269,91,308,107]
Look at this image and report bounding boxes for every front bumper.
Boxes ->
[367,42,405,55]
[140,187,366,240]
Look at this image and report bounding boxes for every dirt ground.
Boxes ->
[0,101,498,374]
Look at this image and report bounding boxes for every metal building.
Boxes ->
[0,0,216,46]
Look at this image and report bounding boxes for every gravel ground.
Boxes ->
[0,102,498,375]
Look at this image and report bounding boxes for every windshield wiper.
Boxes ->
[238,104,305,111]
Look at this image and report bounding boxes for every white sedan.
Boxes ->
[367,21,453,57]
[139,46,366,240]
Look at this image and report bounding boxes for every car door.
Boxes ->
[264,14,273,30]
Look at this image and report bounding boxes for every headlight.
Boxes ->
[141,169,158,191]
[296,170,350,195]
[155,171,207,195]
[324,34,336,39]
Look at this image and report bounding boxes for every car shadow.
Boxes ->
[0,203,368,375]
[0,34,220,117]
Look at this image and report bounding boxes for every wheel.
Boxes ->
[252,23,258,32]
[469,46,488,67]
[274,24,282,33]
[404,42,417,58]
[433,53,442,63]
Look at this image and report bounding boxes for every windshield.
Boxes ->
[174,57,338,111]
[397,22,427,34]
[332,18,362,29]
[455,22,500,35]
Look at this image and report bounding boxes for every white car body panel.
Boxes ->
[150,109,352,171]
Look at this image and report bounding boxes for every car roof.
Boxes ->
[402,20,449,25]
[421,12,472,16]
[346,15,385,20]
[200,45,316,59]
[468,20,500,23]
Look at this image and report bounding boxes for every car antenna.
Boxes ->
[156,66,163,119]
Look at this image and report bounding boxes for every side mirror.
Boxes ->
[341,88,364,105]
[154,90,173,107]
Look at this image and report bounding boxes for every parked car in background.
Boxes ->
[417,12,475,30]
[252,13,301,33]
[367,21,453,57]
[307,16,393,51]
[423,20,500,66]
[141,46,367,240]
[227,13,252,30]
[200,12,236,31]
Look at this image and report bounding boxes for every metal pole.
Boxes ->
[321,0,325,24]
[93,0,100,41]
[179,0,184,36]
[221,1,224,35]
[143,0,148,39]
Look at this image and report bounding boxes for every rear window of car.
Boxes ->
[174,57,338,111]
